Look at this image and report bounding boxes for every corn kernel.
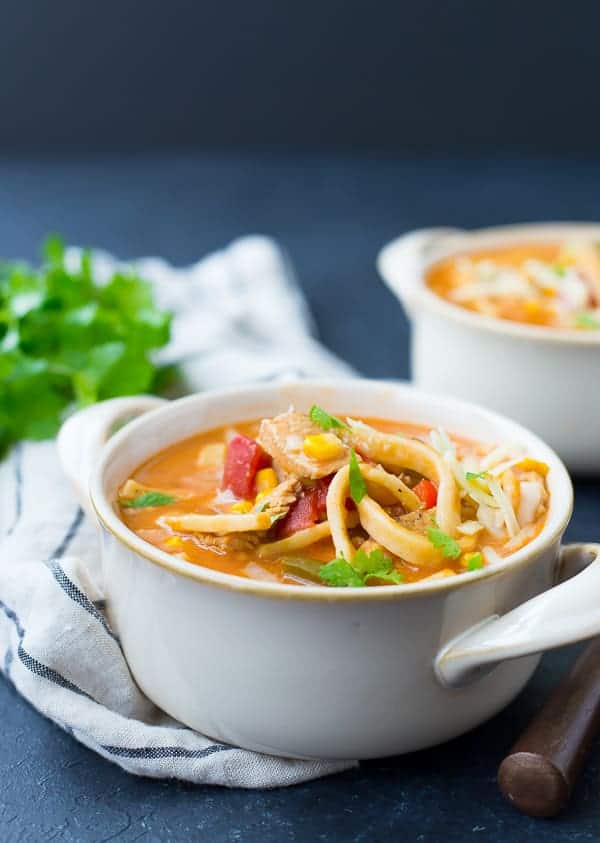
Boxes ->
[231,500,253,514]
[302,433,345,461]
[523,299,543,316]
[255,467,277,493]
[515,458,549,476]
[165,537,184,549]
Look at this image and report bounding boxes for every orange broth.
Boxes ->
[427,242,570,327]
[118,417,547,586]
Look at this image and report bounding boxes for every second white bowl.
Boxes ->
[377,223,600,474]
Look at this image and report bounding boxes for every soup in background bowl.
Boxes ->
[427,240,600,331]
[377,223,600,473]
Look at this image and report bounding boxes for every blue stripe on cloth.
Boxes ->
[5,443,23,537]
[45,560,120,644]
[100,743,232,760]
[49,507,85,559]
[16,643,94,700]
[0,598,93,700]
[0,597,24,638]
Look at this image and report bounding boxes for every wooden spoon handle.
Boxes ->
[498,638,600,817]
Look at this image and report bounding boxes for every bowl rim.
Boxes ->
[90,379,573,603]
[378,221,600,346]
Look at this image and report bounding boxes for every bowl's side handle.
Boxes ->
[376,227,464,316]
[56,396,168,515]
[436,544,600,687]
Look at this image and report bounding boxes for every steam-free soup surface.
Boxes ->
[427,241,600,330]
[118,408,549,587]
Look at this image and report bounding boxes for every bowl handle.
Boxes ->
[376,227,464,316]
[435,543,600,687]
[57,396,168,515]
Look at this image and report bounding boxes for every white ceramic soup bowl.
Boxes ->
[57,379,600,760]
[377,223,600,474]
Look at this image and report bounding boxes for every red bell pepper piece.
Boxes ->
[277,476,331,538]
[314,474,332,515]
[413,478,438,509]
[221,434,270,499]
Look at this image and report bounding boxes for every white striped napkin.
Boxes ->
[0,237,357,787]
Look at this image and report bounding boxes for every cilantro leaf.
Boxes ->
[319,547,404,588]
[426,523,461,560]
[349,448,367,504]
[352,548,405,584]
[351,547,386,577]
[121,491,176,508]
[319,558,365,587]
[309,404,349,432]
[0,236,172,456]
[575,312,600,330]
[465,471,487,481]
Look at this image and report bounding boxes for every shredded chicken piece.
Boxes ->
[258,410,349,479]
[257,476,301,516]
[193,533,260,554]
[396,509,435,534]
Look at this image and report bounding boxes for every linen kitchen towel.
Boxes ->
[0,236,357,787]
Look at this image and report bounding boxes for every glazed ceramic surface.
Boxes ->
[377,223,600,473]
[57,381,600,760]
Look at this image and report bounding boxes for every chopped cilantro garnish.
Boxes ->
[319,548,404,588]
[121,491,176,508]
[426,522,461,560]
[319,557,365,587]
[0,235,172,455]
[465,471,487,481]
[466,552,484,571]
[309,404,349,432]
[575,312,600,330]
[348,448,367,504]
[553,263,566,277]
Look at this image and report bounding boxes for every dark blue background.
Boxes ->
[0,152,600,840]
[2,0,600,154]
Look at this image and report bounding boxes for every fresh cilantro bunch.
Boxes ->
[319,547,405,587]
[0,236,172,454]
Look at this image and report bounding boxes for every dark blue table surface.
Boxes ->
[1,152,600,842]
